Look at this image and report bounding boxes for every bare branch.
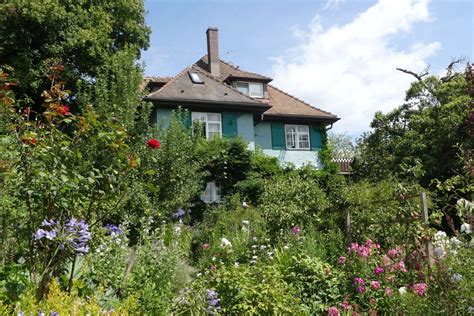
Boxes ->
[441,57,467,82]
[396,67,429,81]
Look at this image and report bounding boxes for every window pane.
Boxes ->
[299,141,310,149]
[236,82,249,95]
[249,83,263,97]
[207,113,220,122]
[298,134,309,142]
[297,125,309,133]
[192,112,206,121]
[207,123,220,132]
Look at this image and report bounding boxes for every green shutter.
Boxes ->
[222,112,238,137]
[271,122,285,150]
[310,125,323,150]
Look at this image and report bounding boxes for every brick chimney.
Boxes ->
[206,27,220,76]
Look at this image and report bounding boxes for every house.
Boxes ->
[144,27,339,197]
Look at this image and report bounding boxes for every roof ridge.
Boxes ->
[267,84,337,117]
[218,57,272,79]
[190,65,266,104]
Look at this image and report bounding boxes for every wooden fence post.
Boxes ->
[420,192,434,268]
[345,208,351,244]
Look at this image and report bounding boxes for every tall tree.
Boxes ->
[353,62,471,188]
[0,0,150,104]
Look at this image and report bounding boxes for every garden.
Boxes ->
[0,1,473,315]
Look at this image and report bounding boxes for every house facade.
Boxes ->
[144,27,339,170]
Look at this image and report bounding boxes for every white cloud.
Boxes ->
[323,0,345,10]
[271,0,440,137]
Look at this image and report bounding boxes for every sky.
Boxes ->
[142,0,473,138]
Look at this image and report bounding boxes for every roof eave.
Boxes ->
[262,113,340,124]
[225,75,273,83]
[144,96,272,112]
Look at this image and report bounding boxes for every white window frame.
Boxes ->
[285,124,310,150]
[191,112,222,139]
[234,81,264,98]
[201,181,221,203]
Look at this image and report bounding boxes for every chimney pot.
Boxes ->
[206,27,220,76]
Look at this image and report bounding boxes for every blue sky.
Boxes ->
[142,0,473,137]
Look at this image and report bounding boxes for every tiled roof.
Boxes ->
[265,85,338,120]
[195,56,272,82]
[146,55,338,122]
[146,66,267,107]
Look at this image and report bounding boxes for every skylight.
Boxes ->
[189,71,204,84]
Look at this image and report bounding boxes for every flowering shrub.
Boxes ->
[337,239,429,313]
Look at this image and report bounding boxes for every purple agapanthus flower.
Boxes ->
[206,289,221,314]
[105,223,122,236]
[172,208,186,220]
[35,218,91,255]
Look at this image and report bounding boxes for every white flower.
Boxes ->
[212,256,216,262]
[234,261,240,266]
[196,273,202,277]
[461,223,472,234]
[434,246,446,259]
[252,255,258,260]
[398,287,407,295]
[451,273,463,282]
[260,245,267,249]
[242,201,249,208]
[434,231,447,241]
[252,237,258,241]
[283,245,290,250]
[242,219,250,225]
[450,237,462,247]
[221,237,232,247]
[174,225,181,235]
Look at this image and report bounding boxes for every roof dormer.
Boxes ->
[233,81,268,99]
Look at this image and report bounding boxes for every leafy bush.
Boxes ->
[259,172,330,235]
[176,263,305,314]
[276,251,344,314]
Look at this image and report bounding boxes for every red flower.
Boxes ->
[147,139,161,149]
[30,138,37,145]
[56,105,70,115]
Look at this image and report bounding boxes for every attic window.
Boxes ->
[189,71,203,84]
[235,82,264,98]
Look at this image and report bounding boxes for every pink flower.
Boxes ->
[356,286,366,293]
[338,256,346,264]
[384,287,393,297]
[202,243,210,250]
[395,260,407,272]
[374,266,384,275]
[328,307,340,316]
[341,301,350,311]
[353,277,365,286]
[381,255,392,267]
[370,281,381,290]
[291,225,301,235]
[387,249,398,258]
[412,283,428,296]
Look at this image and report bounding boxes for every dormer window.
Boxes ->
[235,82,264,98]
[189,71,204,84]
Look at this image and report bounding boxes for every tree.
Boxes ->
[328,132,355,159]
[353,62,471,189]
[0,0,150,104]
